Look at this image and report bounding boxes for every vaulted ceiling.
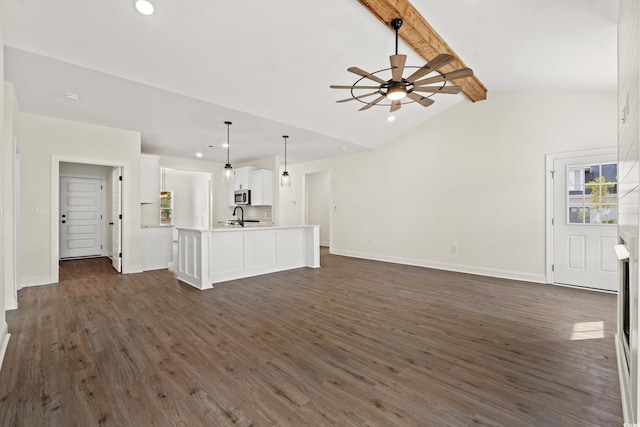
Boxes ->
[2,0,618,164]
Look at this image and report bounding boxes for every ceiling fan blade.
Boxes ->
[348,67,388,85]
[412,85,462,95]
[390,100,401,112]
[414,68,474,86]
[405,54,455,82]
[330,85,381,90]
[390,54,407,82]
[407,92,435,108]
[359,95,386,111]
[336,91,381,103]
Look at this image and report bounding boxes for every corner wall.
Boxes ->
[0,0,11,367]
[19,113,142,285]
[285,90,616,282]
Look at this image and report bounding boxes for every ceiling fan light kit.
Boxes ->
[330,18,473,112]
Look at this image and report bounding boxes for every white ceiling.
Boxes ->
[2,0,618,165]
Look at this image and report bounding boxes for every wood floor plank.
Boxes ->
[0,250,622,426]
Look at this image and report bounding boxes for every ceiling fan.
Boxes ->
[330,18,474,112]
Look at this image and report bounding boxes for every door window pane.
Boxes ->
[566,163,617,225]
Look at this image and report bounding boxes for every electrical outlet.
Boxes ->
[451,245,457,253]
[36,206,47,215]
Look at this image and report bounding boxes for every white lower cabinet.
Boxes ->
[176,226,320,289]
[141,226,173,270]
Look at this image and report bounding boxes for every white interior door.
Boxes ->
[111,167,122,272]
[60,176,103,259]
[552,153,618,291]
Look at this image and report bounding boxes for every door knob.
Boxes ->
[61,214,66,218]
[61,220,66,224]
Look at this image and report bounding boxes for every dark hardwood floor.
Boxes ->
[0,249,622,426]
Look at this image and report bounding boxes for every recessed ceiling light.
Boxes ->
[387,115,396,122]
[64,92,79,101]
[134,0,154,15]
[196,152,203,158]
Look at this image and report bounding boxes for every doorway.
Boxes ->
[55,161,123,280]
[546,148,618,291]
[305,171,330,247]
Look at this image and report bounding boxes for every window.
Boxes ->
[160,191,173,225]
[567,163,617,224]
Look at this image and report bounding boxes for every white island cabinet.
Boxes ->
[176,225,320,289]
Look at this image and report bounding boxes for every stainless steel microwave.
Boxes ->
[234,189,251,205]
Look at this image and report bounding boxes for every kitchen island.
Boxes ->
[176,225,320,289]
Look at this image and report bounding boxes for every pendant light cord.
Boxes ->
[224,121,232,165]
[282,135,289,171]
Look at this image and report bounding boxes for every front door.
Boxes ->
[552,152,618,291]
[60,176,104,259]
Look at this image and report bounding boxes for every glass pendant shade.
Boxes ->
[222,164,233,183]
[281,171,291,187]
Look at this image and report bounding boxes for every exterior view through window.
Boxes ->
[567,163,617,224]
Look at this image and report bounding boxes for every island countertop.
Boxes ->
[176,225,320,289]
[176,224,319,232]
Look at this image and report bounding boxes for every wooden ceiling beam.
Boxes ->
[356,0,487,102]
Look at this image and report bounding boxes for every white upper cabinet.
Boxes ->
[226,167,273,206]
[140,154,160,204]
[250,169,273,206]
[227,166,256,206]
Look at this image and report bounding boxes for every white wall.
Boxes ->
[283,91,617,282]
[19,113,142,284]
[163,168,210,229]
[0,1,10,368]
[617,0,640,421]
[3,83,18,311]
[158,155,218,227]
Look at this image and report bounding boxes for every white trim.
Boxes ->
[545,147,617,285]
[616,333,633,423]
[21,275,56,287]
[0,322,10,371]
[302,168,332,250]
[330,248,546,284]
[52,156,126,281]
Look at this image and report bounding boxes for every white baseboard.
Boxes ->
[21,275,55,287]
[124,265,144,274]
[0,322,10,371]
[329,248,546,284]
[616,333,634,423]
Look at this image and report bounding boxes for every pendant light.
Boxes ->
[221,121,234,182]
[281,135,291,187]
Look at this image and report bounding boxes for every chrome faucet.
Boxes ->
[232,206,244,227]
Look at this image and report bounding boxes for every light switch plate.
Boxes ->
[36,206,47,215]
